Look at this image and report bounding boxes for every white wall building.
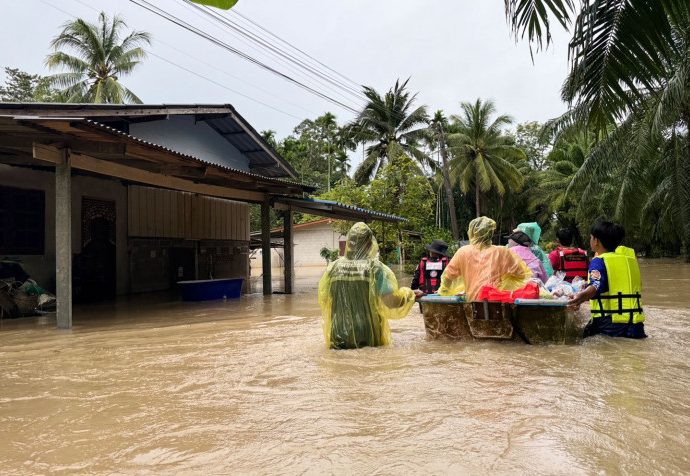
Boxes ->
[251,219,345,270]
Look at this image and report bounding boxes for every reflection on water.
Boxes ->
[1,261,689,474]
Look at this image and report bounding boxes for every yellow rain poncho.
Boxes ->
[438,216,532,300]
[318,222,415,349]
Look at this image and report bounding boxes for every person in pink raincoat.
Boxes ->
[506,230,548,283]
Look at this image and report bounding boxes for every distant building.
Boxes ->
[251,218,345,270]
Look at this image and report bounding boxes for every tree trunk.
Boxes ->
[679,110,690,263]
[475,172,481,218]
[438,136,460,240]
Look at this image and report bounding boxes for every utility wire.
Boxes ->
[129,0,361,114]
[39,0,306,119]
[231,8,363,91]
[183,0,366,102]
[174,0,363,110]
[71,0,319,116]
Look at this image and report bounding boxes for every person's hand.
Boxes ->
[568,294,581,310]
[413,289,426,300]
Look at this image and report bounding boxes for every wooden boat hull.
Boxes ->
[421,301,583,344]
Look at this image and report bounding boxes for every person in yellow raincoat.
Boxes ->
[318,222,416,349]
[438,216,532,300]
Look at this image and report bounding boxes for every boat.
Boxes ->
[419,295,585,344]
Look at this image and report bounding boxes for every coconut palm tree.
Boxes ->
[427,111,460,240]
[507,0,690,259]
[447,99,526,217]
[45,12,151,103]
[347,79,430,185]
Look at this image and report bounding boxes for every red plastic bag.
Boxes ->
[476,282,539,303]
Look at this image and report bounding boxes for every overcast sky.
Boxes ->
[1,0,571,159]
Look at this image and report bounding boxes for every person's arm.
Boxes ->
[411,264,421,290]
[569,285,597,308]
[375,263,415,318]
[569,257,607,308]
[437,251,464,295]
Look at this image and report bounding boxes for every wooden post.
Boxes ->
[283,209,294,294]
[55,148,72,329]
[261,200,272,295]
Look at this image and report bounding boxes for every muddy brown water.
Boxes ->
[1,261,689,474]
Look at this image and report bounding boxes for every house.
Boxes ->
[0,103,404,328]
[251,218,345,270]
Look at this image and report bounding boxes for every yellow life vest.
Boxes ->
[589,246,645,324]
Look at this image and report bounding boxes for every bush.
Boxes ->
[319,247,339,263]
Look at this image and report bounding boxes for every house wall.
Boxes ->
[128,185,250,293]
[250,222,344,271]
[0,167,251,296]
[129,116,249,171]
[128,186,249,241]
[0,164,129,294]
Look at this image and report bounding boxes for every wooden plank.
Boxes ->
[205,197,212,240]
[128,186,135,236]
[54,149,266,203]
[191,194,200,240]
[241,203,249,240]
[211,198,218,240]
[141,187,150,237]
[185,192,192,239]
[169,190,178,238]
[163,189,171,237]
[224,201,231,240]
[33,143,63,164]
[233,202,239,240]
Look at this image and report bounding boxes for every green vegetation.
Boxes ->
[45,12,151,103]
[0,3,686,261]
[0,68,60,102]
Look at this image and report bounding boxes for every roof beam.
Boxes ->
[33,144,266,203]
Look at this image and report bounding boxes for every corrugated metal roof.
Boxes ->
[0,103,299,179]
[74,119,313,190]
[273,196,406,223]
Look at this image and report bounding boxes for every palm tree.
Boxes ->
[347,79,430,185]
[447,99,526,217]
[45,12,151,103]
[427,111,460,240]
[506,0,690,259]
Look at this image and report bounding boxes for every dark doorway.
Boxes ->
[75,198,116,302]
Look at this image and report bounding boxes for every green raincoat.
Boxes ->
[318,222,415,349]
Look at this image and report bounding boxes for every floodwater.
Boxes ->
[1,261,689,475]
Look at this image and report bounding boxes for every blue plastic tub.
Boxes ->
[177,278,243,301]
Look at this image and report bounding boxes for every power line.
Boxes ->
[71,0,320,116]
[128,0,361,114]
[183,0,366,102]
[39,0,307,119]
[231,9,363,91]
[174,0,364,110]
[148,52,303,119]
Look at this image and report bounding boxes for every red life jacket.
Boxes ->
[418,256,449,293]
[557,246,589,281]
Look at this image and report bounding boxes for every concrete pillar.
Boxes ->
[55,149,72,329]
[283,209,294,294]
[261,200,272,295]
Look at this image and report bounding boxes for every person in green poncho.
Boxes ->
[514,222,554,278]
[318,222,416,349]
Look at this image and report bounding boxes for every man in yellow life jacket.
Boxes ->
[569,220,646,339]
